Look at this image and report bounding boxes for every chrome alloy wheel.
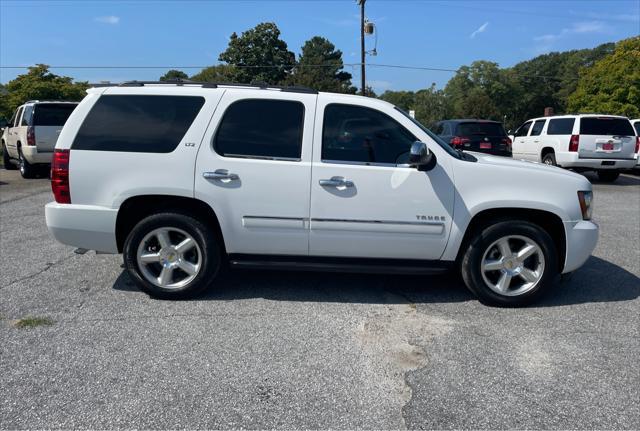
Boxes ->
[480,235,545,296]
[136,227,202,289]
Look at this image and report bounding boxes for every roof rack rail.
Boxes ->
[92,79,318,94]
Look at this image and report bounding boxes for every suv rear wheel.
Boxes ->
[597,170,619,182]
[542,152,556,166]
[18,148,37,178]
[123,212,221,299]
[461,221,558,306]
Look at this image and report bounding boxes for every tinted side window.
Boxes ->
[73,95,204,152]
[547,118,575,135]
[214,99,304,160]
[433,123,444,135]
[634,122,640,136]
[21,106,33,126]
[514,121,532,137]
[530,120,546,136]
[33,104,77,126]
[323,104,417,165]
[580,117,635,136]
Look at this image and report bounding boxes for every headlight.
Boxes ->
[577,191,593,220]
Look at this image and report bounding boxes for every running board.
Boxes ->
[227,254,453,275]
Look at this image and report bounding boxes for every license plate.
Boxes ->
[480,143,492,149]
[602,142,614,150]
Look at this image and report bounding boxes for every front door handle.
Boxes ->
[203,169,239,182]
[319,176,354,189]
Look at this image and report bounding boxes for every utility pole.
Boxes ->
[358,0,366,96]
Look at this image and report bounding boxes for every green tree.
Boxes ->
[1,64,88,119]
[413,84,451,127]
[160,70,188,81]
[444,61,506,120]
[509,42,614,126]
[190,64,237,82]
[287,36,355,93]
[568,37,640,118]
[379,90,415,111]
[218,22,295,84]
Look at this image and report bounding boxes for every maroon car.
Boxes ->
[433,119,512,157]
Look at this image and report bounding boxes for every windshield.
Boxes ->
[457,122,506,136]
[394,107,462,159]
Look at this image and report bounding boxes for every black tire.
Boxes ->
[542,152,556,166]
[460,220,558,307]
[18,148,37,178]
[2,143,17,170]
[597,170,619,182]
[123,212,221,299]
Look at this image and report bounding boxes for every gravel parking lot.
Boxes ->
[1,168,638,429]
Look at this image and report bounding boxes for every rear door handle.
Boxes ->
[203,169,239,182]
[319,176,354,189]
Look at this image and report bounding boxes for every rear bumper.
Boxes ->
[45,202,119,253]
[556,151,636,170]
[22,146,53,165]
[563,220,599,273]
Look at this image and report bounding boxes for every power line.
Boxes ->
[0,63,580,81]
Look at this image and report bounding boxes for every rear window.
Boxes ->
[73,95,205,153]
[33,104,77,126]
[456,122,505,136]
[547,118,575,135]
[580,117,635,136]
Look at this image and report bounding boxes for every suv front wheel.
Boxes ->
[461,221,558,306]
[123,212,221,299]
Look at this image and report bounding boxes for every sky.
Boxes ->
[1,0,639,93]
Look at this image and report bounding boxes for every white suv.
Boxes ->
[511,114,638,182]
[2,101,78,178]
[45,82,599,306]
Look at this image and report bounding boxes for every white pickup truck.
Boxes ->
[45,82,599,306]
[2,100,78,178]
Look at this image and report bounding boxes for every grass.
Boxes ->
[12,316,54,329]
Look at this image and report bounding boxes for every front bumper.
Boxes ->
[563,220,599,273]
[555,151,636,170]
[22,146,53,165]
[45,202,119,253]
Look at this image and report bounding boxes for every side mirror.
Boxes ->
[408,141,436,172]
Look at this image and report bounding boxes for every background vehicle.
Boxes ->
[2,101,78,178]
[433,119,512,157]
[45,82,597,307]
[511,114,638,182]
[632,119,640,172]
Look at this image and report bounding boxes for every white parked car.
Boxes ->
[632,119,640,170]
[45,82,599,306]
[511,114,639,182]
[2,100,78,178]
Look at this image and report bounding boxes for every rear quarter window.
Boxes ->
[33,104,77,126]
[73,95,205,153]
[579,117,635,136]
[634,122,640,136]
[547,118,575,135]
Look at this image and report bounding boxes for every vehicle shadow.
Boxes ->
[582,172,640,186]
[112,256,638,307]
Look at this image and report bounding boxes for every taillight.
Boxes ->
[51,149,71,204]
[635,136,639,154]
[450,136,470,147]
[26,126,36,146]
[502,137,512,150]
[569,134,580,152]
